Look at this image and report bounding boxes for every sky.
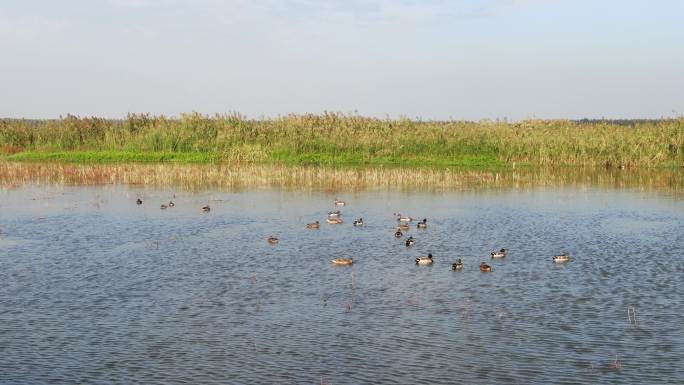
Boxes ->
[0,0,682,120]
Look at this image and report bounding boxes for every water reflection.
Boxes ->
[0,161,683,194]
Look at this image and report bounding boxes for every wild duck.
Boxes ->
[397,215,413,223]
[405,236,415,246]
[331,258,353,265]
[160,204,168,209]
[267,236,279,244]
[553,253,571,263]
[136,198,143,205]
[334,199,346,206]
[395,229,403,238]
[417,218,427,229]
[353,218,364,226]
[480,262,492,272]
[307,221,320,229]
[452,259,464,270]
[326,217,344,224]
[201,205,210,212]
[416,253,434,265]
[491,248,507,258]
[328,210,341,217]
[168,201,175,207]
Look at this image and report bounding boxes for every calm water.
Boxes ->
[1,186,683,384]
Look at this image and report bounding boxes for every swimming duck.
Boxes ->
[334,199,346,206]
[491,248,507,258]
[326,217,344,224]
[553,253,571,263]
[168,201,175,207]
[480,262,492,272]
[398,222,410,231]
[328,210,341,217]
[417,218,427,229]
[405,236,415,246]
[307,221,320,229]
[136,198,143,205]
[353,218,364,226]
[331,258,353,265]
[160,204,168,209]
[395,229,403,238]
[201,205,210,212]
[397,215,413,223]
[416,253,434,265]
[452,259,464,270]
[267,236,279,244]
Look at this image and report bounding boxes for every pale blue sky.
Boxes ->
[1,0,682,120]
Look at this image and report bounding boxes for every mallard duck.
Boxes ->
[491,248,507,258]
[353,218,364,226]
[553,253,571,263]
[395,229,403,238]
[307,221,320,229]
[328,210,341,217]
[417,218,427,229]
[405,236,415,246]
[136,198,143,205]
[397,215,413,223]
[480,262,492,272]
[160,204,168,209]
[334,198,346,206]
[416,253,434,265]
[452,259,464,270]
[201,205,210,212]
[326,217,343,224]
[331,258,353,265]
[168,201,175,207]
[267,236,279,244]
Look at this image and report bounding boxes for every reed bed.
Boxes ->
[1,161,682,194]
[1,113,682,167]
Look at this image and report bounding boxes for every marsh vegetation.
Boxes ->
[1,113,682,168]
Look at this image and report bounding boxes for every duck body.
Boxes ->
[267,236,279,244]
[307,221,320,229]
[417,219,427,229]
[416,253,434,265]
[353,218,364,226]
[326,217,343,224]
[394,229,403,238]
[491,248,507,259]
[160,204,168,210]
[332,258,353,265]
[397,215,413,223]
[452,259,464,270]
[553,253,571,263]
[334,199,346,206]
[168,201,175,207]
[136,198,143,205]
[405,236,415,246]
[480,262,492,272]
[328,210,341,217]
[202,205,210,212]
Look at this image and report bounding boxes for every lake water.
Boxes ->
[1,185,683,384]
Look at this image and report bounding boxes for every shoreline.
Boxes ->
[1,160,682,193]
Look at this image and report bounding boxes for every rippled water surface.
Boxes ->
[1,186,683,384]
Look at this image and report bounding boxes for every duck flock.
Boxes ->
[136,196,572,268]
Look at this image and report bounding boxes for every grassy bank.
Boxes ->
[1,113,683,167]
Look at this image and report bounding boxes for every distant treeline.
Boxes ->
[1,113,682,167]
